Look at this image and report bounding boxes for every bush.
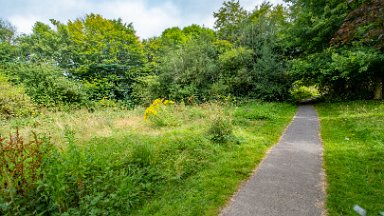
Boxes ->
[132,75,161,106]
[207,113,234,143]
[144,98,178,127]
[2,64,87,106]
[290,81,320,102]
[0,74,35,119]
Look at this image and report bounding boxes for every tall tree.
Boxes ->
[0,19,15,43]
[285,0,349,55]
[331,0,384,99]
[18,14,146,101]
[0,19,17,63]
[287,0,384,99]
[213,0,248,42]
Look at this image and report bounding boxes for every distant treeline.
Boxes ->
[1,0,383,108]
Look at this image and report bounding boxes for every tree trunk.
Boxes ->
[373,76,383,100]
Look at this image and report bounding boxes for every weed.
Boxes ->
[0,129,53,215]
[144,98,178,127]
[208,114,234,143]
[0,101,296,215]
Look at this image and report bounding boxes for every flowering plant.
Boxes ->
[144,98,175,126]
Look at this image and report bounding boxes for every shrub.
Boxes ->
[144,98,177,127]
[132,75,161,105]
[207,113,234,143]
[290,81,320,102]
[0,74,35,119]
[2,64,87,107]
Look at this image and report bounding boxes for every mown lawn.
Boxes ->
[316,101,384,215]
[0,101,295,215]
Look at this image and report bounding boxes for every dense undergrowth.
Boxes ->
[316,101,384,215]
[0,101,295,215]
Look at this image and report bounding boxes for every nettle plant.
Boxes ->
[144,98,176,127]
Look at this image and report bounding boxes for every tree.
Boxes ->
[17,22,62,63]
[157,37,220,101]
[331,0,384,49]
[0,19,15,43]
[0,19,17,63]
[2,63,87,106]
[18,14,146,101]
[214,2,291,100]
[331,0,384,99]
[213,0,248,42]
[287,0,384,99]
[285,0,349,55]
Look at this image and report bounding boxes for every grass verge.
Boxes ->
[316,101,384,215]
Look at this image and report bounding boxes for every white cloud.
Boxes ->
[8,15,41,34]
[4,0,182,39]
[241,0,286,11]
[89,1,182,39]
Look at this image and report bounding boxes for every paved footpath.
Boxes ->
[220,105,325,216]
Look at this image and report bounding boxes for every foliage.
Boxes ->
[0,129,52,215]
[144,98,176,127]
[0,73,35,119]
[317,101,384,215]
[218,46,253,96]
[220,3,291,100]
[331,0,384,50]
[154,3,291,102]
[2,64,87,106]
[214,0,248,42]
[131,75,161,105]
[290,83,319,102]
[17,14,146,102]
[207,113,234,143]
[66,14,146,101]
[157,38,220,101]
[1,0,383,106]
[286,0,384,99]
[291,46,384,99]
[0,19,15,43]
[0,101,296,215]
[285,0,349,55]
[0,19,17,63]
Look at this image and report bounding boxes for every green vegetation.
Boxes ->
[317,101,384,215]
[0,102,295,215]
[0,74,35,119]
[1,1,383,104]
[0,0,383,214]
[290,81,320,102]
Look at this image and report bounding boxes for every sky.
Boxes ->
[0,0,285,39]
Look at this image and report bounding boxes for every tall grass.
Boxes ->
[0,101,295,215]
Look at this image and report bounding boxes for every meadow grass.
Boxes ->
[316,101,384,215]
[0,101,295,215]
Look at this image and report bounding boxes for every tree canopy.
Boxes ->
[0,0,382,107]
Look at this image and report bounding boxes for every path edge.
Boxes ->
[314,106,328,216]
[218,107,299,215]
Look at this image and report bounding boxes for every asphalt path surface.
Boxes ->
[220,105,325,216]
